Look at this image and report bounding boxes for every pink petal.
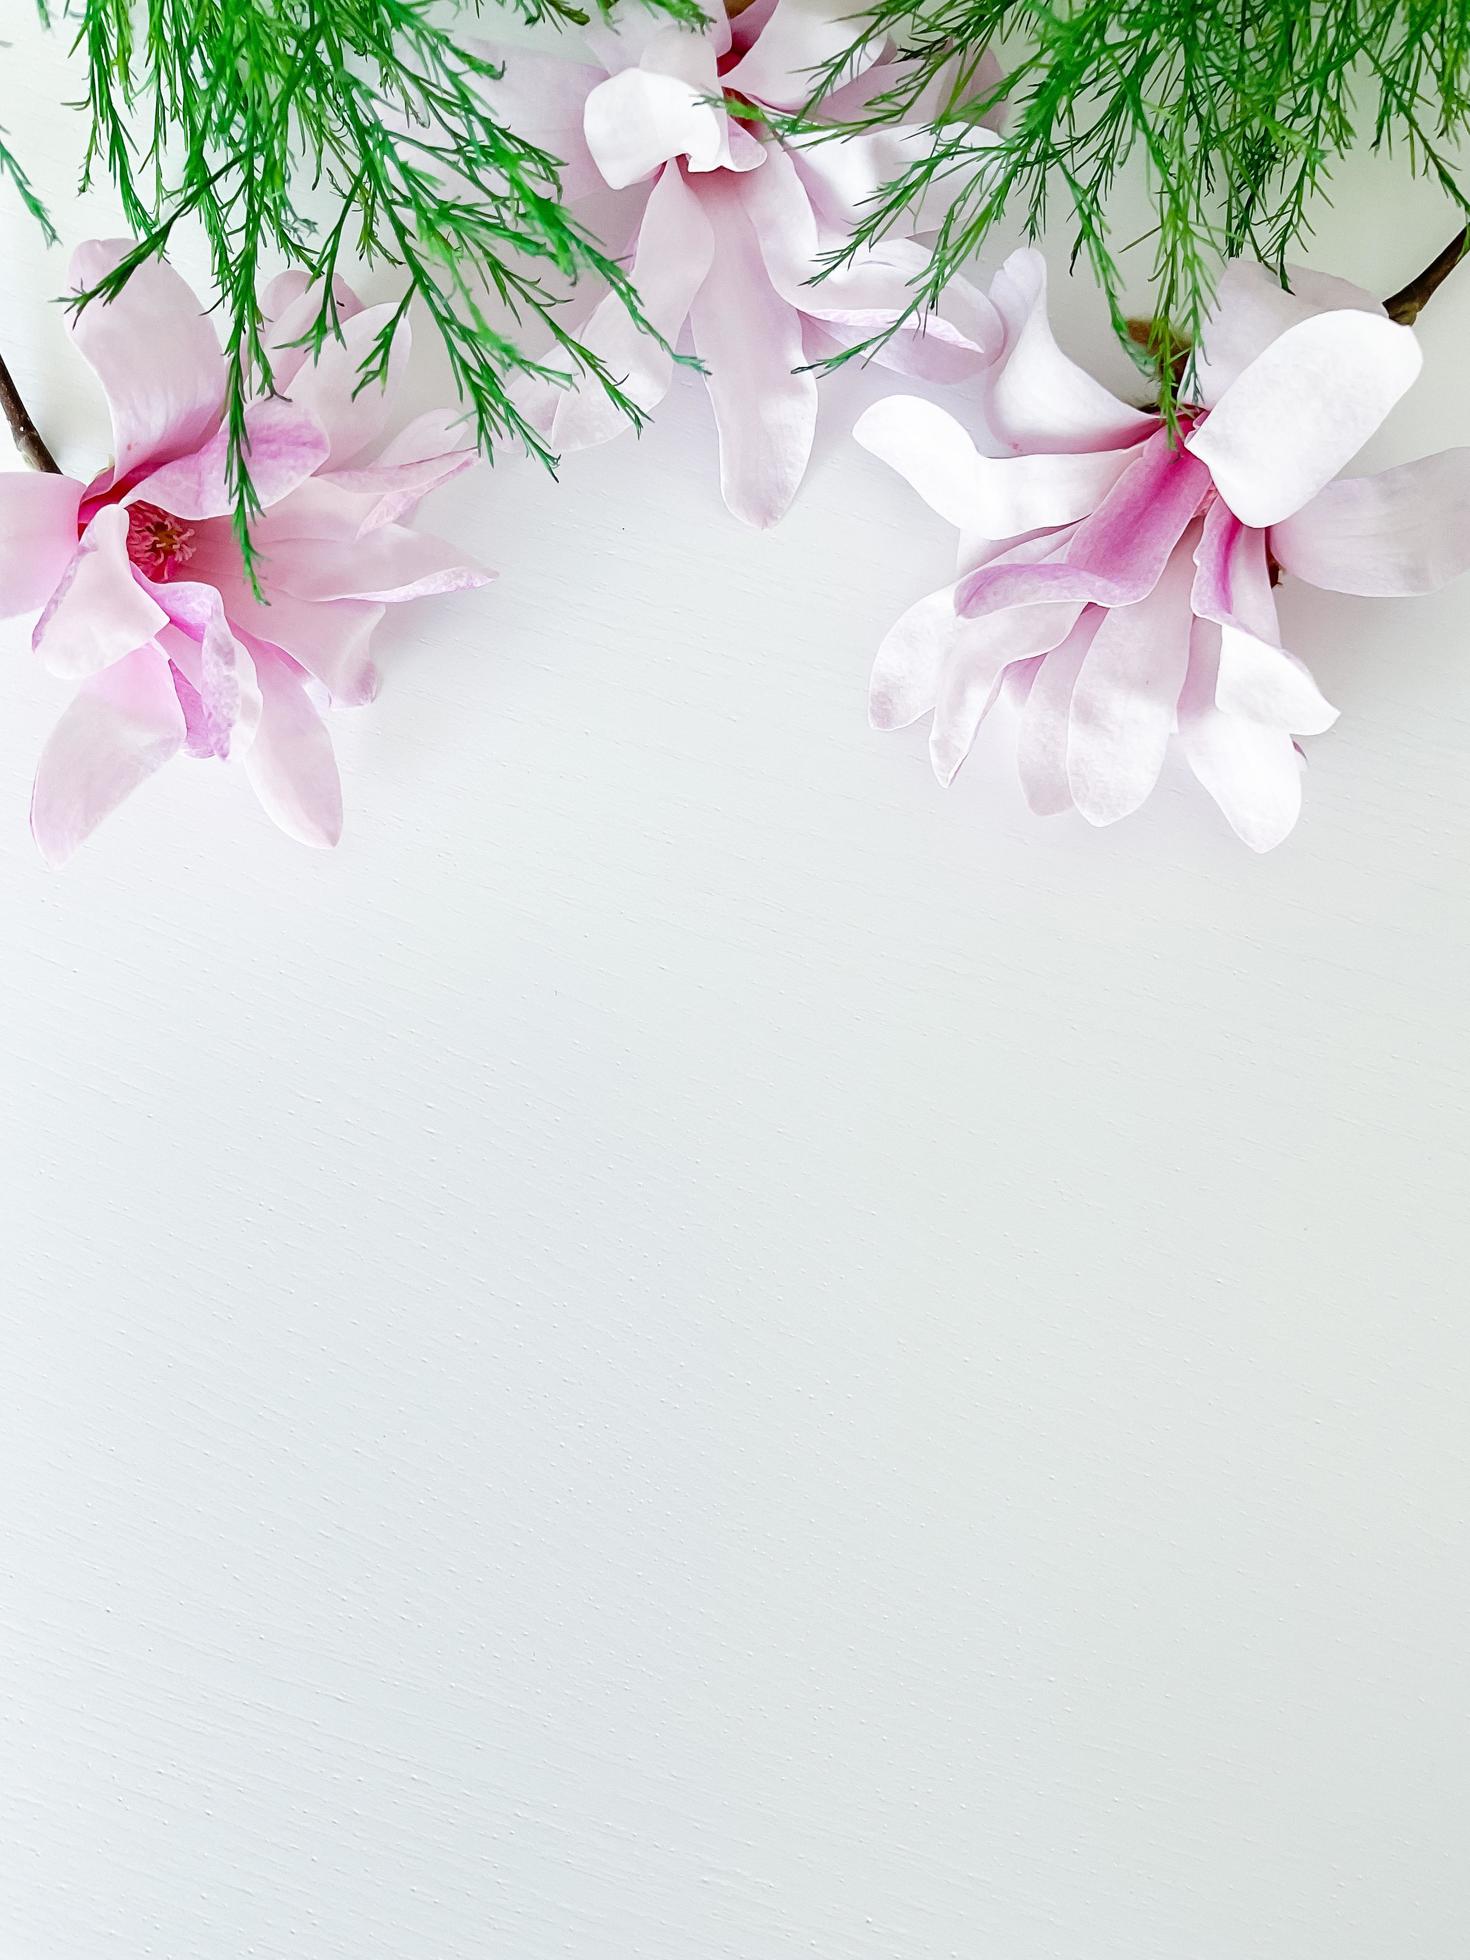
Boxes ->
[1270,448,1470,596]
[30,642,185,864]
[1187,309,1422,527]
[956,427,1210,617]
[721,0,868,110]
[1066,536,1197,825]
[870,584,957,729]
[470,45,609,203]
[792,122,998,238]
[260,270,364,390]
[142,576,260,757]
[1214,628,1337,734]
[224,588,385,706]
[32,504,169,678]
[69,241,224,485]
[263,526,494,603]
[1190,497,1280,643]
[929,601,1085,784]
[688,173,817,528]
[1192,260,1383,408]
[0,473,85,619]
[1015,613,1102,815]
[1177,622,1303,851]
[243,647,344,848]
[550,164,715,451]
[282,304,409,469]
[129,395,330,519]
[853,397,980,529]
[983,250,1157,456]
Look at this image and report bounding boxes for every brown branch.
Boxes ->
[0,348,60,473]
[1385,227,1469,325]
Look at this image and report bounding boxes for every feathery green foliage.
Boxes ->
[19,0,700,573]
[803,0,1470,411]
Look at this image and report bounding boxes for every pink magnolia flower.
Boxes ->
[856,250,1470,849]
[0,242,490,863]
[481,0,1001,526]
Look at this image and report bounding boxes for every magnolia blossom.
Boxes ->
[856,250,1470,849]
[481,0,1000,526]
[0,243,489,863]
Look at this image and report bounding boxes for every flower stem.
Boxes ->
[1385,227,1469,325]
[0,347,60,474]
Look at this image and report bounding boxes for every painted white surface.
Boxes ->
[2,18,1470,1959]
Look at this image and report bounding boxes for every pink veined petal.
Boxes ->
[721,0,872,110]
[929,601,1084,785]
[688,172,817,529]
[140,576,258,758]
[1214,627,1338,734]
[983,250,1157,456]
[1177,620,1303,851]
[550,164,716,452]
[69,241,224,486]
[744,148,992,360]
[469,44,610,204]
[296,410,478,533]
[30,642,185,865]
[243,647,344,849]
[1187,308,1423,527]
[129,395,331,519]
[283,303,410,470]
[1270,448,1470,596]
[1015,612,1103,816]
[225,586,385,706]
[32,504,169,679]
[1191,497,1280,643]
[956,427,1211,617]
[156,618,263,758]
[583,66,729,186]
[0,473,85,620]
[262,526,495,604]
[260,270,364,390]
[1066,534,1197,825]
[1192,260,1383,408]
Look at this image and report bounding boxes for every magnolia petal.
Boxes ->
[1192,260,1382,408]
[721,0,869,110]
[1066,539,1196,825]
[870,585,957,728]
[583,67,728,186]
[142,576,258,758]
[1015,613,1102,816]
[284,304,409,469]
[1177,622,1303,851]
[32,504,170,679]
[69,241,224,484]
[1187,309,1422,527]
[1214,626,1338,734]
[551,164,715,451]
[983,250,1156,456]
[244,648,344,848]
[265,526,494,604]
[957,428,1210,618]
[1270,449,1470,596]
[854,397,981,530]
[689,174,817,529]
[930,601,1084,785]
[0,473,85,619]
[470,45,609,203]
[217,582,385,706]
[261,270,364,390]
[30,642,185,865]
[131,395,331,519]
[1191,497,1280,644]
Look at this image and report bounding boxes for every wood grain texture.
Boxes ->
[1,16,1468,1957]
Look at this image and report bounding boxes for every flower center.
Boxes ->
[125,501,197,580]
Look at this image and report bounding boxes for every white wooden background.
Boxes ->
[3,13,1469,1958]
